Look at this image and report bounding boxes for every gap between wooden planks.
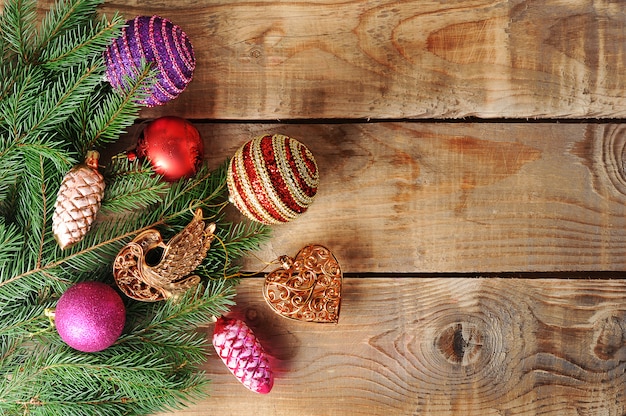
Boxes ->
[111,121,626,274]
[158,277,626,416]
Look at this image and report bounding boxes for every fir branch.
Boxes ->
[0,221,22,269]
[199,220,272,280]
[0,147,22,217]
[0,61,17,119]
[0,137,72,219]
[153,163,231,228]
[79,63,156,152]
[55,61,156,154]
[40,13,124,69]
[101,156,168,214]
[38,0,99,39]
[0,300,51,345]
[19,152,48,267]
[125,282,236,342]
[120,284,235,367]
[0,0,37,61]
[219,220,272,261]
[0,0,273,413]
[1,344,210,416]
[20,60,104,141]
[35,0,104,57]
[0,63,45,140]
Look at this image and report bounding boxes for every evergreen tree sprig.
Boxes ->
[36,0,121,67]
[0,0,37,62]
[0,0,272,414]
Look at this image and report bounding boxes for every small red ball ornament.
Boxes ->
[134,116,204,182]
[227,134,319,224]
[54,282,126,353]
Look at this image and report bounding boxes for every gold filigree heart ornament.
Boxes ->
[113,208,216,302]
[263,244,342,323]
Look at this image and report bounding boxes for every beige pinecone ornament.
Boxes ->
[52,151,105,250]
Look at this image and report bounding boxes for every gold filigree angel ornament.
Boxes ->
[113,209,216,302]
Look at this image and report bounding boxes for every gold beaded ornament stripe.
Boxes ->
[227,134,319,224]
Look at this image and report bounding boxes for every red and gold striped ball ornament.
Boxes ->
[227,134,319,224]
[104,15,195,107]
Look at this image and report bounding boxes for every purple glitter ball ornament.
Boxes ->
[104,15,196,106]
[55,281,126,353]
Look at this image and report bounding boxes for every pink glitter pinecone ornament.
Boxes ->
[212,316,274,394]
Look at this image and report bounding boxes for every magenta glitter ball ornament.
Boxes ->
[55,282,126,353]
[104,15,195,107]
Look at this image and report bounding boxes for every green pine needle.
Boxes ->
[0,0,37,61]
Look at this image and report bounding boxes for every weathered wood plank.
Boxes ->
[110,122,626,273]
[5,0,626,119]
[160,277,626,416]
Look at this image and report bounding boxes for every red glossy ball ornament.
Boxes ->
[135,116,204,182]
[55,281,126,353]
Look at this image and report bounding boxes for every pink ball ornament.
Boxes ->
[55,281,126,352]
[104,15,195,107]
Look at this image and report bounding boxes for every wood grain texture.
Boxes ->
[4,2,626,415]
[5,0,626,119]
[159,277,626,416]
[110,122,626,273]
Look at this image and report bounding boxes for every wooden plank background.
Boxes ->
[167,277,626,416]
[99,0,626,120]
[5,0,626,415]
[114,122,626,273]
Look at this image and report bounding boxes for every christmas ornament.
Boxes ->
[227,134,319,224]
[130,116,204,182]
[53,281,126,353]
[52,151,105,250]
[104,15,195,107]
[113,208,216,301]
[212,316,274,394]
[263,244,342,323]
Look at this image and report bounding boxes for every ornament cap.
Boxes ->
[126,150,138,162]
[279,255,293,269]
[85,150,100,170]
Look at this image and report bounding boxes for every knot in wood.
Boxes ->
[245,307,259,322]
[600,125,626,198]
[594,314,626,360]
[436,322,483,366]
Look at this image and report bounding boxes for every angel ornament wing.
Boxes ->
[113,209,216,301]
